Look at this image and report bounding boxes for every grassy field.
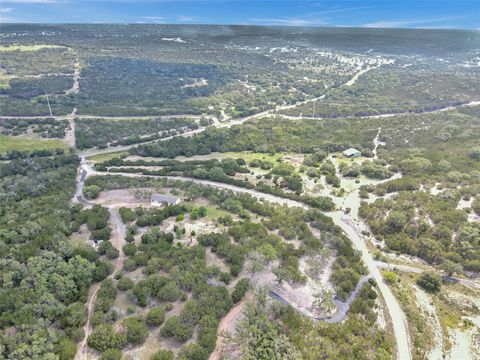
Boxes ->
[173,151,284,163]
[87,151,128,162]
[333,154,367,166]
[182,201,231,220]
[0,134,69,154]
[0,44,65,52]
[203,205,232,220]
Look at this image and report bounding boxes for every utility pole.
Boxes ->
[312,100,316,118]
[45,93,53,118]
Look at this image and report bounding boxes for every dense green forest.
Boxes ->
[131,116,377,157]
[0,155,111,359]
[280,65,479,118]
[75,117,198,149]
[1,118,69,138]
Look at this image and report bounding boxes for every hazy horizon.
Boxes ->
[1,0,479,30]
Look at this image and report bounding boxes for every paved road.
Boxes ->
[278,100,480,121]
[269,275,371,323]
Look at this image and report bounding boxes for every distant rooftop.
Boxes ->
[343,148,361,156]
[150,194,180,204]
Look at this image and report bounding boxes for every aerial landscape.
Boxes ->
[0,1,479,360]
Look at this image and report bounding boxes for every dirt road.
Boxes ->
[376,261,480,290]
[73,161,127,360]
[209,294,252,360]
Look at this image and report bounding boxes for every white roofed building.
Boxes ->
[150,194,181,206]
[343,148,361,158]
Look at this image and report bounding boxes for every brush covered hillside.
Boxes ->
[0,24,479,360]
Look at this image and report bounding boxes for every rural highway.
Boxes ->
[278,99,480,121]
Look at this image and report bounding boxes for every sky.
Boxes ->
[0,0,479,30]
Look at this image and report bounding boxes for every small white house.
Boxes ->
[150,194,181,206]
[343,148,361,158]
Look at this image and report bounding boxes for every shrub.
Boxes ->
[160,316,193,342]
[100,349,122,360]
[119,207,137,222]
[146,307,165,326]
[117,277,134,291]
[417,272,442,293]
[123,316,149,345]
[219,272,232,284]
[178,343,208,360]
[122,243,137,257]
[84,185,101,199]
[87,324,126,352]
[150,349,174,360]
[157,281,182,302]
[232,278,250,303]
[123,258,137,272]
[383,271,398,284]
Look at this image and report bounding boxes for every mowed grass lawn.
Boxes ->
[0,134,69,154]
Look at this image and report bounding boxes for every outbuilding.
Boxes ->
[343,148,361,158]
[150,194,181,206]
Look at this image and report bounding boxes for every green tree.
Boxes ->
[61,302,87,329]
[84,185,101,199]
[258,243,277,264]
[232,278,250,303]
[417,272,442,293]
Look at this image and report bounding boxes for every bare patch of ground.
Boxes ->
[413,285,444,360]
[95,189,150,207]
[238,254,336,319]
[206,248,230,273]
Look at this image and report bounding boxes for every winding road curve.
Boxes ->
[270,275,371,323]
